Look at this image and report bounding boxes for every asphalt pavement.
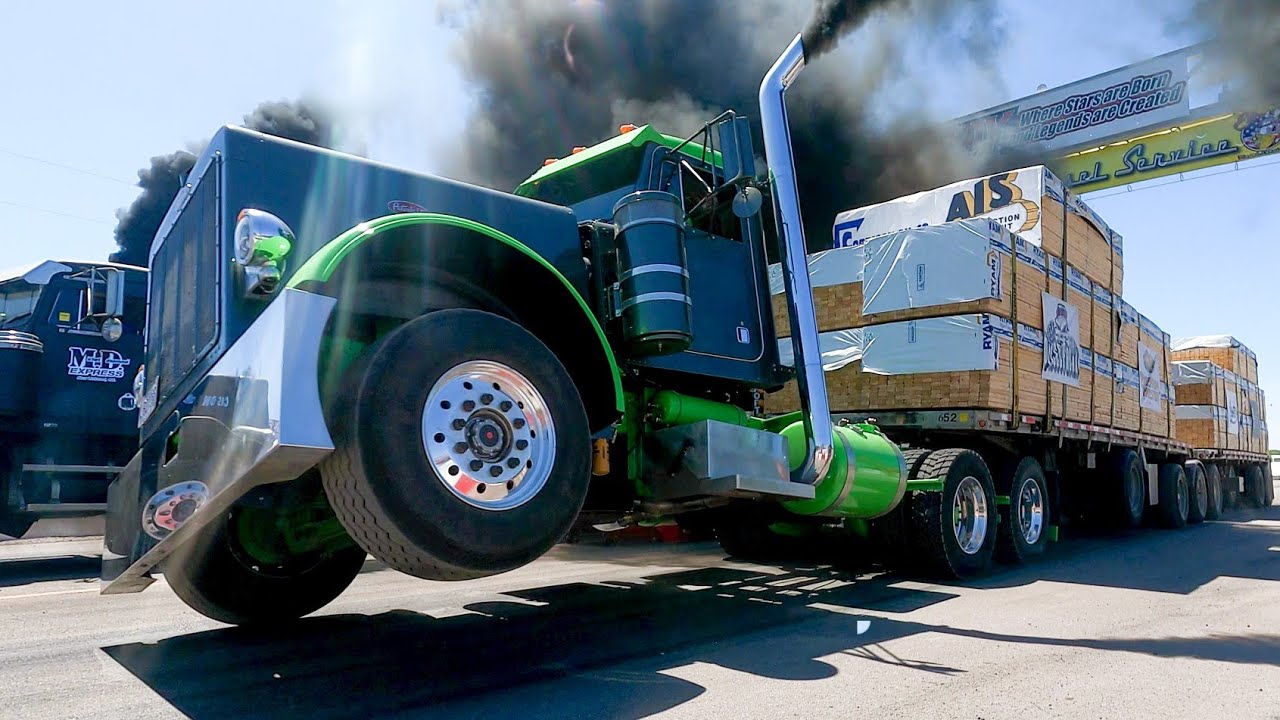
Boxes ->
[0,493,1277,720]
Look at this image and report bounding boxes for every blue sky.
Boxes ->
[1,1,1275,425]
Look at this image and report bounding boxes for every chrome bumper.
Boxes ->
[101,289,337,593]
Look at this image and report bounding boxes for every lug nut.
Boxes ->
[513,419,525,429]
[515,439,528,451]
[470,460,483,472]
[480,393,494,405]
[462,400,476,412]
[499,401,512,412]
[489,465,503,478]
[452,419,466,430]
[507,457,520,469]
[454,442,468,454]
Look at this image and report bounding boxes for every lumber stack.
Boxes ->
[1172,337,1268,452]
[768,166,1176,438]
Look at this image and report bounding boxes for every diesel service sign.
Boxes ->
[956,48,1193,155]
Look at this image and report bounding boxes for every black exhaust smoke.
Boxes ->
[110,100,335,267]
[444,0,1034,252]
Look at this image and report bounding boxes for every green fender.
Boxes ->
[287,212,624,414]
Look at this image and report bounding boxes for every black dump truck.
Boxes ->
[0,260,146,537]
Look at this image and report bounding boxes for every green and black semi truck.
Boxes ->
[1,259,146,538]
[99,35,1256,625]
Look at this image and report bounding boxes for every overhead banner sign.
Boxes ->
[958,48,1194,155]
[1060,107,1280,192]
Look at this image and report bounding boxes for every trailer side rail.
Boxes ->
[832,408,1193,454]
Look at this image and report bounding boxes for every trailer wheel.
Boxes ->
[1155,463,1189,529]
[163,507,368,626]
[1184,462,1208,524]
[320,309,591,581]
[1113,450,1146,529]
[1264,463,1275,506]
[868,449,931,567]
[1203,463,1224,520]
[1243,464,1267,508]
[995,457,1050,563]
[906,449,997,578]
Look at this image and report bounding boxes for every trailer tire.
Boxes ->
[995,457,1050,564]
[163,508,368,626]
[1243,464,1267,508]
[1156,463,1189,529]
[868,449,931,567]
[320,309,592,581]
[1113,450,1146,529]
[1265,463,1275,507]
[1185,462,1208,524]
[905,449,997,578]
[1203,463,1224,520]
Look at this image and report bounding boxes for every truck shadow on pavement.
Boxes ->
[0,554,100,588]
[102,503,1280,720]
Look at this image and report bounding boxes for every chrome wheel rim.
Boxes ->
[422,360,555,511]
[1017,479,1045,545]
[952,475,988,555]
[1193,472,1207,516]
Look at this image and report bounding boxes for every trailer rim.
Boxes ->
[422,360,556,511]
[952,475,989,555]
[1016,480,1045,545]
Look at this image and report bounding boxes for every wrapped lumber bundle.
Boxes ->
[1172,358,1266,451]
[832,165,1123,294]
[770,314,1049,416]
[1172,336,1257,382]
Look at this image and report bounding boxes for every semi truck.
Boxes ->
[100,33,1271,625]
[0,260,146,538]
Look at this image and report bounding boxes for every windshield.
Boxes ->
[0,284,40,329]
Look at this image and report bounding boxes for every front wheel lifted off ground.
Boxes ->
[320,309,592,581]
[995,456,1050,564]
[906,448,998,578]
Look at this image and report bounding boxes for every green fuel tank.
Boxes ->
[778,421,907,519]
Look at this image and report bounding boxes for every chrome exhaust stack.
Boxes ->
[758,34,833,486]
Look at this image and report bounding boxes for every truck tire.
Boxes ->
[1185,461,1208,525]
[1265,463,1275,507]
[868,449,931,567]
[1113,450,1146,529]
[320,309,591,581]
[1203,463,1224,520]
[995,456,1050,564]
[1243,464,1267,508]
[1155,463,1189,529]
[905,449,997,578]
[163,507,368,625]
[714,506,801,562]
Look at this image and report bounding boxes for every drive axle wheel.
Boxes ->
[906,449,997,578]
[995,457,1050,563]
[320,309,591,581]
[163,504,368,626]
[1113,450,1146,529]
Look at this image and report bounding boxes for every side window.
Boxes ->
[682,164,744,242]
[45,278,104,331]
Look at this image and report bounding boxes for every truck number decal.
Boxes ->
[938,412,959,423]
[199,395,231,408]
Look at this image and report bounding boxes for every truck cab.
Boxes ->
[0,260,146,537]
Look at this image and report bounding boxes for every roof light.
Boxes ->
[543,158,558,166]
[619,124,637,134]
[571,146,587,154]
